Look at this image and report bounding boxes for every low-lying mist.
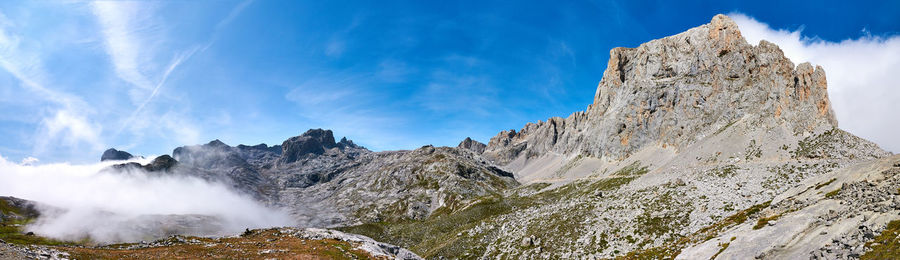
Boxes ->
[0,155,295,244]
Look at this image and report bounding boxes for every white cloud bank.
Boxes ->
[0,156,294,243]
[730,13,900,153]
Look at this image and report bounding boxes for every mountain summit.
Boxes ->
[483,15,838,168]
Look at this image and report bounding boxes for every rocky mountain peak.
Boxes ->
[483,14,840,165]
[338,136,360,149]
[145,155,177,172]
[206,139,228,148]
[280,129,358,164]
[100,148,134,161]
[458,137,487,154]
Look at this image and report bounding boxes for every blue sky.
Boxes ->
[1,1,899,163]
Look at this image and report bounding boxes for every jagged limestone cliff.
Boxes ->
[483,15,840,175]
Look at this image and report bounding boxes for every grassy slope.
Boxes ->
[60,229,376,260]
[861,220,900,260]
[2,199,381,260]
[0,199,69,246]
[621,200,770,259]
[340,162,647,258]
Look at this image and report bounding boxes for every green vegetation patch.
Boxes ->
[713,120,737,135]
[0,200,21,216]
[342,195,521,258]
[64,229,373,260]
[555,154,586,177]
[0,200,69,246]
[0,219,68,246]
[815,178,837,190]
[613,161,650,177]
[744,139,763,160]
[825,189,841,199]
[862,219,900,259]
[633,190,691,239]
[341,176,639,258]
[710,165,739,178]
[753,214,781,230]
[791,128,852,159]
[710,237,735,260]
[621,200,771,259]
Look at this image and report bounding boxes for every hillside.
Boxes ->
[339,15,898,259]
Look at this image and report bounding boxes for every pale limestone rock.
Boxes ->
[483,14,838,165]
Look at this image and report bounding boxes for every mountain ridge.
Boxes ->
[481,14,845,173]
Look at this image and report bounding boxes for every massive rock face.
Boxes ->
[483,14,838,166]
[279,128,362,164]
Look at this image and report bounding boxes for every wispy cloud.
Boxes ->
[322,15,363,58]
[375,59,415,83]
[91,1,175,135]
[116,47,200,136]
[324,39,346,57]
[215,0,254,32]
[731,12,900,152]
[416,69,497,116]
[94,0,254,140]
[0,10,104,157]
[91,1,158,92]
[35,110,104,153]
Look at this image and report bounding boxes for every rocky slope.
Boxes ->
[337,14,897,259]
[110,129,517,229]
[678,156,900,259]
